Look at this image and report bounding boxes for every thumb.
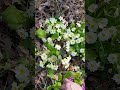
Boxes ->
[63,78,71,84]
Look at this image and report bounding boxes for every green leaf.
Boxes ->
[21,37,35,55]
[51,33,59,40]
[2,5,27,29]
[58,73,62,81]
[45,42,59,56]
[36,28,46,38]
[64,71,73,78]
[86,49,98,60]
[70,22,75,29]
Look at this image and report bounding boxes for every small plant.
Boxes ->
[35,17,85,89]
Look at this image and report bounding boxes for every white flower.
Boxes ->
[66,43,70,52]
[108,26,117,36]
[71,28,76,32]
[82,57,85,62]
[57,29,61,33]
[53,65,58,70]
[80,49,85,53]
[46,64,58,70]
[47,37,54,46]
[88,4,98,13]
[64,63,70,69]
[17,28,28,39]
[113,73,120,84]
[39,61,44,68]
[86,15,94,26]
[50,29,56,34]
[48,55,57,62]
[55,44,61,50]
[74,66,80,71]
[98,30,111,41]
[55,24,61,29]
[45,19,50,24]
[75,34,80,38]
[57,36,62,41]
[46,26,52,33]
[70,39,76,45]
[86,32,97,44]
[50,18,57,25]
[71,52,77,56]
[59,16,64,21]
[14,64,29,82]
[98,18,108,29]
[76,22,81,27]
[87,61,100,72]
[107,53,118,64]
[63,33,69,39]
[76,38,82,43]
[61,24,66,29]
[41,53,47,60]
[42,38,47,42]
[62,56,71,65]
[88,20,98,32]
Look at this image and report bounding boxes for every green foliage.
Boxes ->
[2,5,27,29]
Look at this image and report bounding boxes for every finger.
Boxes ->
[61,84,66,90]
[63,78,70,84]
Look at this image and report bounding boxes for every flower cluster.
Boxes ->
[86,1,120,86]
[36,17,85,71]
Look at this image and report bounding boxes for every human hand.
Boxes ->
[61,78,82,90]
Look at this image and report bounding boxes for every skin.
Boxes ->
[62,79,82,90]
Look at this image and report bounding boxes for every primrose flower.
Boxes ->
[61,56,71,66]
[59,16,64,21]
[70,39,76,45]
[98,30,111,41]
[55,44,61,50]
[57,29,61,33]
[63,33,69,39]
[86,15,94,26]
[76,38,82,43]
[74,66,80,71]
[87,61,100,72]
[39,61,45,68]
[107,53,118,64]
[14,64,29,82]
[41,53,47,60]
[17,28,28,39]
[76,22,81,27]
[108,26,117,36]
[88,20,98,32]
[47,64,58,70]
[98,18,108,29]
[64,63,70,69]
[71,52,77,56]
[113,73,120,84]
[55,24,61,29]
[71,28,76,32]
[50,18,57,25]
[57,36,62,41]
[80,49,85,53]
[86,32,97,44]
[88,4,98,13]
